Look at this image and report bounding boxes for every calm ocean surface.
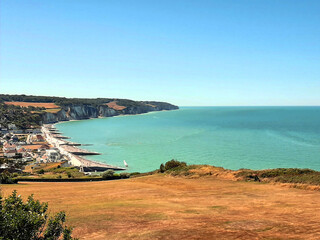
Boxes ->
[56,107,320,173]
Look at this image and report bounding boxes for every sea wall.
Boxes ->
[42,102,178,123]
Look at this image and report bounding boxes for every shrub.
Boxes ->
[159,164,165,173]
[0,171,18,184]
[0,190,77,240]
[37,169,45,174]
[120,172,130,179]
[67,172,72,178]
[164,159,187,171]
[130,172,141,176]
[102,170,115,180]
[12,173,19,178]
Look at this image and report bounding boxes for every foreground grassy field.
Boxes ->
[2,173,320,239]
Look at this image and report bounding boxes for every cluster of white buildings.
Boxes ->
[0,131,64,167]
[0,123,42,135]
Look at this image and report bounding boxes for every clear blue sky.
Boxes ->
[0,0,319,106]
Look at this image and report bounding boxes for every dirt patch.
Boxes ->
[105,101,127,110]
[4,101,59,109]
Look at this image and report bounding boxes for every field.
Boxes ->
[4,101,59,109]
[2,173,320,240]
[105,101,127,110]
[43,108,61,113]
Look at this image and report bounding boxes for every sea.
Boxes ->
[56,107,320,173]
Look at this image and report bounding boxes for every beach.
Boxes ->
[42,124,125,171]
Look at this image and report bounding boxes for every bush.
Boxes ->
[67,172,72,178]
[120,172,130,179]
[37,169,45,174]
[0,171,18,184]
[102,170,115,180]
[12,173,19,178]
[0,190,77,240]
[164,159,187,171]
[159,164,165,173]
[130,172,141,176]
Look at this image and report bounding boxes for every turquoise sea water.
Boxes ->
[56,107,320,173]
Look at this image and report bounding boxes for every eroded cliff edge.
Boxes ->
[42,101,179,124]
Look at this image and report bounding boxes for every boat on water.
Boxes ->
[124,160,128,167]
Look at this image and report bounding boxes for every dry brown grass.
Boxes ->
[44,108,61,113]
[105,101,127,110]
[4,101,59,109]
[2,174,320,239]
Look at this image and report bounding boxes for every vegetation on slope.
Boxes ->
[236,168,320,185]
[0,103,43,129]
[157,160,320,187]
[0,190,76,240]
[0,94,177,109]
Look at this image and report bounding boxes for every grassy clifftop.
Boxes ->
[0,94,178,109]
[3,164,320,239]
[0,94,179,128]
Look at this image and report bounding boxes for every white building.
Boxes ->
[46,149,61,162]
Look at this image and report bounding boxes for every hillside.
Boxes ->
[3,169,320,240]
[0,94,179,127]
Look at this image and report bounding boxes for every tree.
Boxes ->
[0,190,77,240]
[159,164,165,173]
[0,171,18,184]
[101,170,115,180]
[164,159,187,171]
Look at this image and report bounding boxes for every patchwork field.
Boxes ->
[2,174,320,240]
[4,101,59,109]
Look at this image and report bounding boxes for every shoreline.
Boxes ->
[42,124,126,171]
[45,109,178,171]
[54,108,180,127]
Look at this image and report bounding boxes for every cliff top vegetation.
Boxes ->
[0,94,178,109]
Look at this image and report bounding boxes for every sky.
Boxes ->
[0,0,319,106]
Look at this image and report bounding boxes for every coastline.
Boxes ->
[46,109,179,171]
[42,124,126,171]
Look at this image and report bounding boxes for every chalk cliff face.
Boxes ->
[42,102,178,123]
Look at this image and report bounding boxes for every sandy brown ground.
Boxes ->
[4,101,59,108]
[2,174,320,240]
[105,101,127,110]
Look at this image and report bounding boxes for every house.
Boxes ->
[17,148,27,157]
[46,149,60,162]
[25,129,42,134]
[4,149,17,158]
[11,135,19,142]
[12,129,24,134]
[27,134,46,144]
[3,142,16,151]
[23,144,50,152]
[36,154,48,163]
[8,123,17,130]
[1,128,9,134]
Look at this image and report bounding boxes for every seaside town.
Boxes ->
[0,123,125,176]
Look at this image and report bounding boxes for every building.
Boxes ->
[4,149,17,158]
[7,123,17,130]
[23,144,50,152]
[17,148,27,157]
[3,142,16,151]
[45,149,61,162]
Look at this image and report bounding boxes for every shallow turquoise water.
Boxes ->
[56,107,320,172]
